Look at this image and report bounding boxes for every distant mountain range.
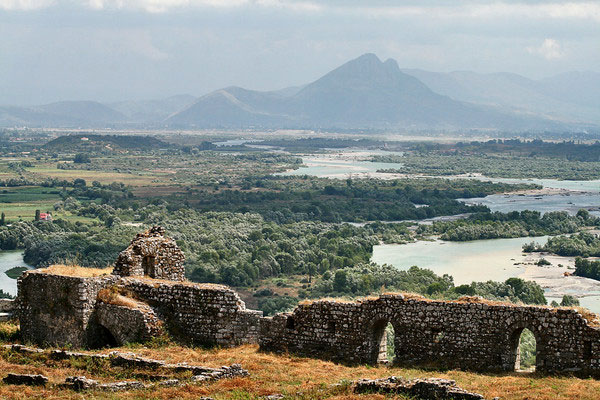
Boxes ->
[1,54,598,131]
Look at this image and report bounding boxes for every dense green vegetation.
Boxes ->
[43,134,173,152]
[420,210,595,241]
[4,266,28,279]
[549,295,580,308]
[311,264,546,305]
[376,153,600,180]
[523,231,600,257]
[373,139,600,180]
[173,177,523,223]
[4,133,597,316]
[0,206,551,315]
[406,139,600,162]
[574,258,600,281]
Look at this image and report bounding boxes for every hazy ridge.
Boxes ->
[1,54,597,131]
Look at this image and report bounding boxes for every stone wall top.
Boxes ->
[112,226,185,281]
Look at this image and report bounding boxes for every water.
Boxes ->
[0,251,32,296]
[475,177,600,192]
[279,155,600,191]
[278,151,404,178]
[372,238,600,314]
[372,237,543,284]
[461,192,600,216]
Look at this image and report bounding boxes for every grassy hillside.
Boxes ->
[0,322,597,400]
[42,134,172,153]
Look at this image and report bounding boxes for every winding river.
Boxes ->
[282,152,600,313]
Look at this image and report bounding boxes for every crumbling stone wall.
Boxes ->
[121,278,262,346]
[259,294,600,375]
[113,226,185,281]
[18,272,261,348]
[95,302,164,346]
[16,227,600,376]
[17,272,118,348]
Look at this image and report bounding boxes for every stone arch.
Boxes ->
[368,316,400,364]
[92,323,119,349]
[508,323,545,371]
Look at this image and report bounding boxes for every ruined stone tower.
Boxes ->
[113,226,185,281]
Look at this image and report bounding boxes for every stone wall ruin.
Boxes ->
[15,227,600,377]
[259,294,600,375]
[18,272,261,348]
[113,226,185,281]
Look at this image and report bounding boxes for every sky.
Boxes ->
[1,0,599,105]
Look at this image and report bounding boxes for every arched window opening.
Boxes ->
[142,255,156,277]
[516,328,536,371]
[372,320,395,364]
[286,316,295,330]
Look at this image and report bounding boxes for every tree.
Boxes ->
[0,212,4,226]
[560,295,580,307]
[333,270,348,292]
[306,262,317,283]
[73,153,91,163]
[35,209,40,221]
[73,178,86,187]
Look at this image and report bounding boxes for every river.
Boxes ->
[371,237,600,313]
[0,251,32,296]
[281,151,600,312]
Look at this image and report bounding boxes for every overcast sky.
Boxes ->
[1,0,599,105]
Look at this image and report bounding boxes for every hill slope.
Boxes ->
[109,95,197,123]
[0,101,126,127]
[42,134,172,152]
[402,69,600,124]
[167,54,563,130]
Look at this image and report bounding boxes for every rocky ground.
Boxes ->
[0,321,598,399]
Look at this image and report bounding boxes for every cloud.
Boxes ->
[0,0,54,10]
[86,0,321,13]
[527,38,565,60]
[92,28,170,60]
[2,0,599,21]
[342,2,600,22]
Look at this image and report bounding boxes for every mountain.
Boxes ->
[109,95,197,123]
[167,54,565,130]
[0,54,596,130]
[401,69,600,124]
[538,71,600,111]
[0,101,126,127]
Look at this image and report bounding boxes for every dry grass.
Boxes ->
[97,287,143,310]
[125,276,229,290]
[575,307,600,327]
[0,340,599,399]
[298,297,356,306]
[34,264,113,278]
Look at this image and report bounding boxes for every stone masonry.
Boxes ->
[17,272,119,348]
[259,294,600,375]
[15,227,600,376]
[113,226,185,281]
[18,272,261,348]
